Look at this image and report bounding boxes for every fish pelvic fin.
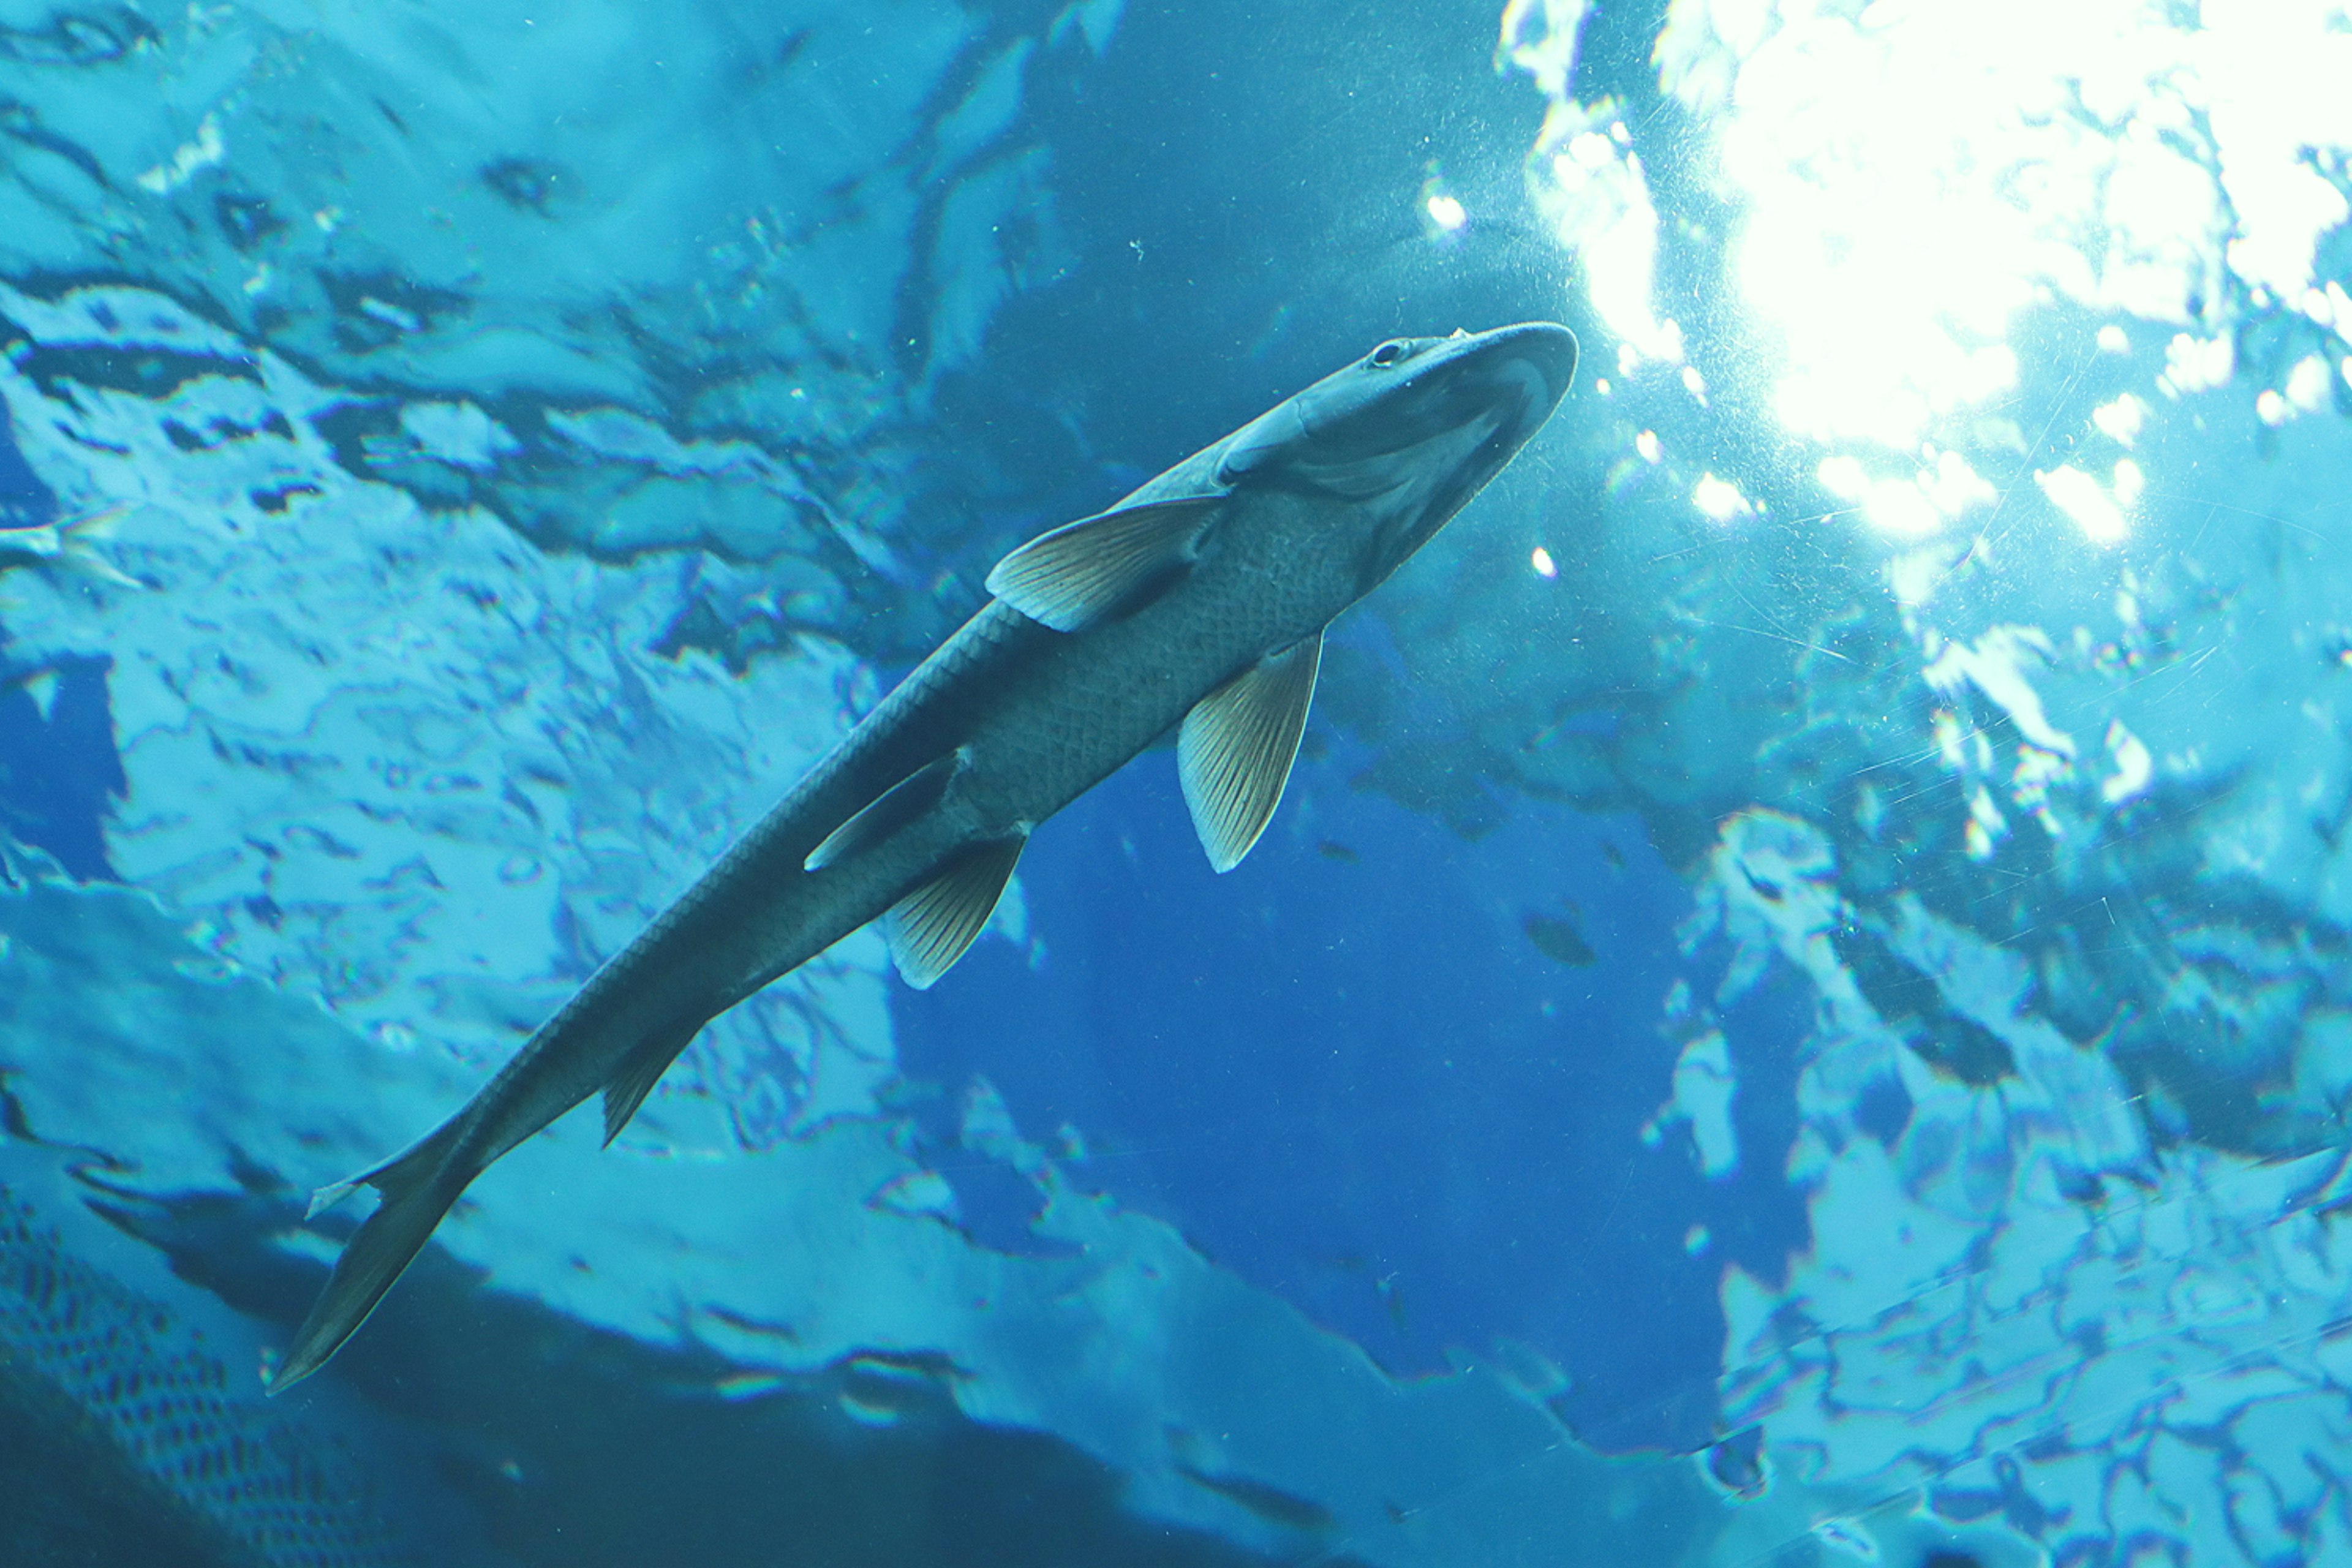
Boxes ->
[883,834,1026,990]
[270,1117,469,1394]
[1180,631,1323,873]
[600,1015,706,1146]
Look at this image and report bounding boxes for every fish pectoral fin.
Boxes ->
[882,835,1027,990]
[985,495,1224,632]
[600,1015,708,1145]
[806,750,965,872]
[1179,631,1324,873]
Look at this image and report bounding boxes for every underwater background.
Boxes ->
[3,0,2351,1563]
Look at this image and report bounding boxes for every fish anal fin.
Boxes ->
[985,496,1223,632]
[600,1016,707,1145]
[806,751,963,872]
[883,835,1026,990]
[1179,631,1324,873]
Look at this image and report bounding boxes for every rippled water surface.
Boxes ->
[6,2,2352,1565]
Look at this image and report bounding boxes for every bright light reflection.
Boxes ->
[1516,84,1686,366]
[2160,333,2234,396]
[2037,464,2130,543]
[1817,454,1868,500]
[2286,353,2332,412]
[2092,394,2147,446]
[2102,719,2154,804]
[1426,194,1468,232]
[1863,480,1940,539]
[1694,473,1753,523]
[1517,0,2352,480]
[1531,545,1558,578]
[2113,459,2146,510]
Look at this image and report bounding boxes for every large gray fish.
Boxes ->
[271,322,1577,1390]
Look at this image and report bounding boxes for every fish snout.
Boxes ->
[1461,321,1578,417]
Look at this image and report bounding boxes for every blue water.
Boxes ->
[896,728,1806,1452]
[5,1,2350,1566]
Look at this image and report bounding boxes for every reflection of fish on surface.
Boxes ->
[0,502,141,588]
[273,323,1579,1391]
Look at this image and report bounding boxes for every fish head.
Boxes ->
[1214,321,1576,591]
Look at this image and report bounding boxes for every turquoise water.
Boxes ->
[2,2,2349,1564]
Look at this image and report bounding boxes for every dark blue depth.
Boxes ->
[894,726,1809,1453]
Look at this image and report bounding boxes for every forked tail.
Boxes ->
[56,503,141,587]
[266,1117,470,1393]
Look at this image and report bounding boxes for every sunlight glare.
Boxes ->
[1694,473,1754,523]
[2037,464,2129,544]
[1517,0,2352,499]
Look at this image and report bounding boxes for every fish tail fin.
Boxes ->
[268,1118,471,1395]
[56,503,140,587]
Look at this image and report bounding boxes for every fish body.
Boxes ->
[272,322,1577,1390]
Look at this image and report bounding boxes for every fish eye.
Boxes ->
[1368,339,1410,368]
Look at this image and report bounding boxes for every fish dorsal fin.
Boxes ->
[985,496,1224,632]
[600,1016,706,1145]
[806,752,964,872]
[1179,631,1323,873]
[883,835,1027,990]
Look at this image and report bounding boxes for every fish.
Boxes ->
[1523,906,1597,967]
[0,503,140,587]
[270,321,1578,1391]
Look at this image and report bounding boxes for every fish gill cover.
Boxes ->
[1,0,2351,1566]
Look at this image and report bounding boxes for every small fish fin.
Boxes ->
[57,503,141,587]
[303,1125,447,1221]
[881,835,1026,990]
[600,1015,706,1145]
[59,502,132,543]
[985,495,1223,632]
[1179,631,1323,873]
[305,1174,363,1221]
[805,751,964,872]
[273,1116,469,1393]
[18,669,59,723]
